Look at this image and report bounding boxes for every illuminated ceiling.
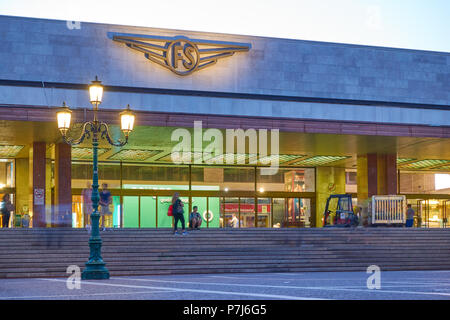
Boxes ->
[0,120,449,171]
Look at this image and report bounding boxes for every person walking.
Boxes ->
[1,194,13,228]
[172,192,187,235]
[99,183,112,231]
[405,204,415,228]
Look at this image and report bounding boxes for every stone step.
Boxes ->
[1,228,448,278]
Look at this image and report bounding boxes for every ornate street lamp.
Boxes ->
[56,76,135,280]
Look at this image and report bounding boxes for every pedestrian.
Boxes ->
[229,213,239,228]
[99,183,112,231]
[172,192,187,235]
[189,206,202,230]
[405,204,415,228]
[82,183,92,229]
[1,194,13,228]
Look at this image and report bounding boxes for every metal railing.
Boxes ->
[371,195,406,224]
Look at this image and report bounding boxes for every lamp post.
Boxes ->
[56,76,135,280]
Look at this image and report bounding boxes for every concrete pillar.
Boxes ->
[54,143,72,227]
[315,167,346,227]
[357,153,397,203]
[15,158,30,222]
[45,158,52,227]
[30,142,46,228]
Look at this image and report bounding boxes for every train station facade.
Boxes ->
[0,15,449,229]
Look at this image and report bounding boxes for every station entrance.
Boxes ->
[71,188,316,229]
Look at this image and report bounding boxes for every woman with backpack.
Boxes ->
[172,192,187,235]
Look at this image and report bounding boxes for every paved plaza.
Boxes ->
[0,270,449,300]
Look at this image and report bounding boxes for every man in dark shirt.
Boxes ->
[99,183,112,231]
[406,204,415,228]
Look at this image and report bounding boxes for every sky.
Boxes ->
[0,0,449,52]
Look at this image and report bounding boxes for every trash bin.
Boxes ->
[14,214,22,227]
[22,214,30,228]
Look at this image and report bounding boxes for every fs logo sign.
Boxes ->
[109,33,251,76]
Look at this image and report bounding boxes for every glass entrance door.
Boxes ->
[257,198,271,227]
[285,198,311,227]
[413,199,446,228]
[191,197,220,228]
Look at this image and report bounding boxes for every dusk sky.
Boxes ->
[0,0,449,52]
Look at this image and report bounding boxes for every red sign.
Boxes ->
[221,203,271,213]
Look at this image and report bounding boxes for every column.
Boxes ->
[54,143,72,227]
[357,153,397,203]
[15,158,30,225]
[30,142,46,228]
[315,167,346,227]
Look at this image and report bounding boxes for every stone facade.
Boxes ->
[0,15,449,127]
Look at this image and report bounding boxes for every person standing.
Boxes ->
[230,213,239,228]
[82,183,92,229]
[406,204,415,228]
[1,194,13,228]
[99,183,112,231]
[172,192,187,235]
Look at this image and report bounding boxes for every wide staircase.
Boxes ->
[0,228,449,278]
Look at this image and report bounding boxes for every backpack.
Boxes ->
[174,199,184,214]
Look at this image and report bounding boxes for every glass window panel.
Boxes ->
[157,196,188,228]
[272,198,285,228]
[285,198,310,227]
[191,166,255,192]
[302,198,311,228]
[223,167,255,192]
[140,196,156,228]
[122,164,189,191]
[191,197,207,229]
[221,197,240,228]
[400,172,450,195]
[257,168,315,192]
[257,198,271,228]
[157,196,173,228]
[208,197,220,228]
[0,159,14,188]
[71,161,121,189]
[112,196,121,228]
[123,196,139,228]
[408,199,447,228]
[190,197,220,229]
[71,195,83,228]
[239,198,255,228]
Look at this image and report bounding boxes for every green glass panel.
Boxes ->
[208,197,220,228]
[140,196,156,228]
[157,196,173,228]
[191,197,207,228]
[112,196,121,228]
[123,196,139,228]
[190,197,220,228]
